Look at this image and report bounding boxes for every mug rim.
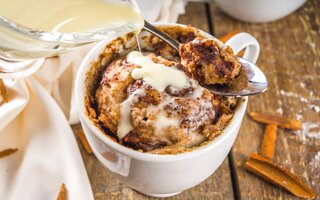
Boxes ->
[75,22,248,162]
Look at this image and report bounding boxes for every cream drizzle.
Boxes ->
[146,94,179,133]
[127,51,187,91]
[117,88,145,139]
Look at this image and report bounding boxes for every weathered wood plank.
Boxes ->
[210,0,320,199]
[72,2,234,200]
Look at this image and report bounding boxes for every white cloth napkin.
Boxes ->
[0,78,93,200]
[0,1,186,199]
[136,0,186,22]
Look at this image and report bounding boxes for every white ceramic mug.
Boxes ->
[75,23,260,198]
[214,0,306,23]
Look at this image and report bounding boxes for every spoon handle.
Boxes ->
[143,20,180,51]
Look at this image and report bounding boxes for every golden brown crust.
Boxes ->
[95,53,221,152]
[95,58,136,133]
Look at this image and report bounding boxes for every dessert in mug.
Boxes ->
[85,26,242,154]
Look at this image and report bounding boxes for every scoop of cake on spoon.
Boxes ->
[142,20,268,97]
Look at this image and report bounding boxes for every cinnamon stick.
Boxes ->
[248,112,302,130]
[0,79,9,103]
[260,124,278,159]
[0,148,18,159]
[75,129,93,154]
[219,31,240,43]
[245,153,316,199]
[56,183,67,200]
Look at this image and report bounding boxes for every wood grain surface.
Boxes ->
[210,0,320,199]
[72,1,320,199]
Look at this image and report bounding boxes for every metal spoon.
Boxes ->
[143,21,268,97]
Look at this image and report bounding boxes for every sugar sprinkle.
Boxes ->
[276,107,283,115]
[309,151,320,176]
[279,90,320,103]
[293,122,320,142]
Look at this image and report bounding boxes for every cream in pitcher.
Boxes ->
[0,0,144,59]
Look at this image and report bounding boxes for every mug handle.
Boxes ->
[224,32,260,64]
[81,121,131,177]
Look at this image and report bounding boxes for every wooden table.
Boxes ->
[73,1,320,199]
